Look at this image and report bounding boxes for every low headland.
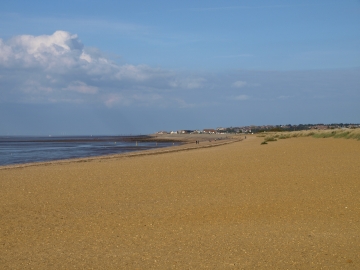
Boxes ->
[0,131,359,269]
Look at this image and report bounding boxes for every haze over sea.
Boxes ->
[0,136,177,166]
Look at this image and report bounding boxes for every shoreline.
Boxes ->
[0,134,243,170]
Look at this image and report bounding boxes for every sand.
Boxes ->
[1,135,359,269]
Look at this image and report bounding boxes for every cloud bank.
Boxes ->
[0,31,201,106]
[0,31,359,112]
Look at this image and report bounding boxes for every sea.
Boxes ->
[0,136,179,166]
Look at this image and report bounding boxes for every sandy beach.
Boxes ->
[1,135,359,269]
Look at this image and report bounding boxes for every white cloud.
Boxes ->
[14,31,76,54]
[116,64,153,81]
[0,31,172,106]
[63,81,98,94]
[232,80,247,88]
[2,31,81,69]
[0,40,12,63]
[80,52,92,63]
[1,31,359,112]
[0,31,156,80]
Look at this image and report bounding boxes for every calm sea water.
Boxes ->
[0,136,178,166]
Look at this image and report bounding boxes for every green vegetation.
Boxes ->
[259,128,360,145]
[262,128,360,141]
[264,136,277,142]
[310,129,360,140]
[252,123,359,134]
[278,134,291,139]
[312,132,335,138]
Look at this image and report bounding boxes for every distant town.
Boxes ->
[157,123,360,135]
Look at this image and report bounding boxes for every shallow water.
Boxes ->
[0,136,178,166]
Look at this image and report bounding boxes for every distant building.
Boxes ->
[203,129,216,134]
[177,130,194,134]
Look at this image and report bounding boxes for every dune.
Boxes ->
[1,135,359,269]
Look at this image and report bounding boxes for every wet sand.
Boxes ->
[1,135,359,269]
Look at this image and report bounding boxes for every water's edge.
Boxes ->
[0,135,182,167]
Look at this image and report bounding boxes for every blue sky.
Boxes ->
[1,0,359,135]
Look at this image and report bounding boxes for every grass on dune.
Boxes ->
[310,129,360,140]
[259,128,360,144]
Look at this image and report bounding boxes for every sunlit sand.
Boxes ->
[1,135,359,268]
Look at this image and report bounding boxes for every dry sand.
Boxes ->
[1,135,359,269]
